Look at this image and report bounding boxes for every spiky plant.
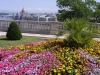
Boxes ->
[63,18,99,48]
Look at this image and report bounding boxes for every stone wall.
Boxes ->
[0,20,63,34]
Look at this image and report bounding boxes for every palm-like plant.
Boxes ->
[63,18,99,48]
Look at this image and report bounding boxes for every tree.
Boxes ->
[6,21,22,40]
[92,3,100,22]
[56,0,98,21]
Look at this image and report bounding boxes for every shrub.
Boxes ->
[6,21,22,40]
[63,18,99,48]
[67,31,92,48]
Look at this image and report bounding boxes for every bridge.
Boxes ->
[0,20,63,34]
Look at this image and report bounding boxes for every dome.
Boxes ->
[21,8,26,13]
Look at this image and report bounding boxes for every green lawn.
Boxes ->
[0,36,41,47]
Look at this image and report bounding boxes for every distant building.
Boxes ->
[39,17,46,21]
[33,15,38,21]
[38,14,57,22]
[13,8,58,22]
[13,8,32,20]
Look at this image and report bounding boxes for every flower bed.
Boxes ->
[0,39,100,75]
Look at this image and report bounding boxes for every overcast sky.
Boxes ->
[0,0,100,13]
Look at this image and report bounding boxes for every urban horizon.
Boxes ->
[0,9,58,14]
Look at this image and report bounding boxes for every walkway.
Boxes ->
[0,31,100,41]
[0,31,65,38]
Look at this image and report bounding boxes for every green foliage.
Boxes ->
[57,0,98,21]
[63,18,99,48]
[93,3,100,19]
[64,18,88,31]
[57,10,73,21]
[6,21,22,40]
[67,31,92,48]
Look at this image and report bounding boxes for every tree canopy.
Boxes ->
[92,2,100,22]
[57,0,99,21]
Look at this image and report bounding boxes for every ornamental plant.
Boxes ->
[6,21,22,40]
[63,18,99,48]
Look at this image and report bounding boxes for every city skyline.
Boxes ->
[0,0,100,13]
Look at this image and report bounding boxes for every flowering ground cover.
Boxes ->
[0,39,100,75]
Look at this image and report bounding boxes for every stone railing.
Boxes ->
[0,20,63,34]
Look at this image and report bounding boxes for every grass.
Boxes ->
[0,36,41,47]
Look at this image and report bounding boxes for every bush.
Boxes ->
[6,21,22,40]
[67,31,92,48]
[63,18,99,48]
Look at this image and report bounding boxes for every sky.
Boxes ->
[0,0,58,13]
[0,0,100,13]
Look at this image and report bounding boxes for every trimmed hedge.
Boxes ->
[6,21,22,40]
